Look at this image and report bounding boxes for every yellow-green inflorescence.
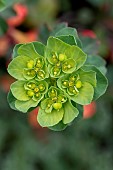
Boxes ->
[48,52,76,77]
[41,87,67,113]
[25,57,46,80]
[9,40,85,116]
[25,81,46,101]
[48,87,67,110]
[62,75,82,96]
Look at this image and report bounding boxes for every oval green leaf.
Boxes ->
[11,80,30,101]
[82,65,108,100]
[70,82,94,105]
[37,107,64,127]
[48,121,67,131]
[15,99,39,113]
[18,43,40,59]
[63,101,79,124]
[7,56,30,80]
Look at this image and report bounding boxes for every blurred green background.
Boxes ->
[0,0,113,170]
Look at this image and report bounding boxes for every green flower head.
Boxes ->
[8,42,49,81]
[57,68,97,105]
[7,25,108,131]
[46,37,87,78]
[10,80,48,113]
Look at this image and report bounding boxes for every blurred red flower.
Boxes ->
[0,36,9,57]
[81,29,96,39]
[0,74,15,92]
[83,102,96,119]
[8,28,37,43]
[28,107,40,128]
[7,3,28,27]
[0,3,37,58]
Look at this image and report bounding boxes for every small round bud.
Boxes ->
[72,89,77,94]
[37,71,45,79]
[62,80,68,87]
[47,104,51,108]
[59,54,66,61]
[52,54,57,59]
[27,60,34,69]
[51,90,55,93]
[28,84,31,88]
[51,54,58,64]
[36,59,43,68]
[54,72,57,75]
[31,83,36,89]
[38,84,45,92]
[37,59,41,63]
[53,67,60,76]
[35,93,40,98]
[28,83,36,89]
[67,64,71,69]
[34,87,39,92]
[49,89,57,98]
[53,102,62,110]
[75,80,82,88]
[27,90,34,97]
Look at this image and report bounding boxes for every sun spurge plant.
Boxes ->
[7,24,108,131]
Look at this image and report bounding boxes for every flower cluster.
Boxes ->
[7,26,108,131]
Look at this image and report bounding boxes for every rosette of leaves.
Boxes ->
[7,24,108,131]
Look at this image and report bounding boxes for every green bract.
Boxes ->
[7,25,108,131]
